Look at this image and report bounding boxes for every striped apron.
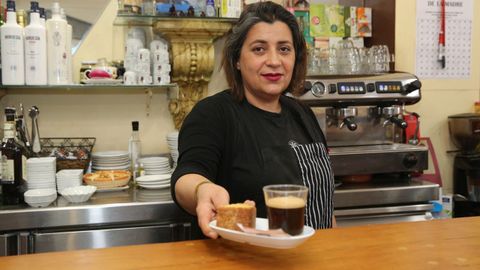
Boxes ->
[290,141,334,229]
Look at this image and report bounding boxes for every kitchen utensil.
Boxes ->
[29,106,41,153]
[20,103,31,147]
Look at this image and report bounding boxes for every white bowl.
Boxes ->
[60,185,97,203]
[24,188,57,207]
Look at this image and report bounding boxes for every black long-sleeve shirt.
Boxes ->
[171,90,334,228]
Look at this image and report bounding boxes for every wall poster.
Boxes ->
[415,0,473,79]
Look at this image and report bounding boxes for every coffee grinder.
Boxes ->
[448,113,480,217]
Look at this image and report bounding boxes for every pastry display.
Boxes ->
[83,170,131,188]
[216,203,256,231]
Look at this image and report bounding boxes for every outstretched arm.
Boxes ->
[175,173,230,238]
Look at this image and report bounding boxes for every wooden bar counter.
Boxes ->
[1,217,479,269]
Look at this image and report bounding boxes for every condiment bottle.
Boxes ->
[128,121,142,176]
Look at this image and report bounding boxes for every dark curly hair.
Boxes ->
[221,1,307,101]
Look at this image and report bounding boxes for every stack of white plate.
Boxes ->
[26,157,57,190]
[136,188,172,202]
[139,157,171,175]
[24,188,57,207]
[166,132,179,167]
[91,151,130,171]
[136,174,171,190]
[56,169,83,192]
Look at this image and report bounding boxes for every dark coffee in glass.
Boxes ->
[266,196,306,235]
[263,185,308,236]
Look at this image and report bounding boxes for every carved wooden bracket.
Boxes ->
[153,18,233,130]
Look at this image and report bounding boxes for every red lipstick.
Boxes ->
[263,73,282,81]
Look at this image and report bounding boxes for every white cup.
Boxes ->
[150,39,168,52]
[138,74,152,85]
[125,38,143,71]
[138,48,151,62]
[123,71,137,85]
[152,51,169,64]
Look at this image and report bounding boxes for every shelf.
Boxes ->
[114,14,237,27]
[0,83,179,99]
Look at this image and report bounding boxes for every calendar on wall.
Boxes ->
[415,0,473,79]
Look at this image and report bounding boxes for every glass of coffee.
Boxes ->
[263,184,308,236]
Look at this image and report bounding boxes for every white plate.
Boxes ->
[138,183,170,189]
[136,174,171,182]
[135,175,170,184]
[95,185,129,192]
[81,78,123,85]
[92,165,130,171]
[137,181,170,187]
[209,218,315,249]
[92,151,129,158]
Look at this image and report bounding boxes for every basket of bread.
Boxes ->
[83,170,131,189]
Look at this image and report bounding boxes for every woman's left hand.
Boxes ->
[196,183,230,239]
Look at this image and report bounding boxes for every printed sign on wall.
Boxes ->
[415,0,473,79]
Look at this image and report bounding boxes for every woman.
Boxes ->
[171,1,335,239]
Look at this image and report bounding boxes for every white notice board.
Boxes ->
[415,0,473,79]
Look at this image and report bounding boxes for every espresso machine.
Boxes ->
[448,113,480,217]
[297,72,439,227]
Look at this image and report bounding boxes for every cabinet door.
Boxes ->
[31,223,191,254]
[0,233,18,256]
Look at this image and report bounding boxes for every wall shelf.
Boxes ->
[114,14,237,27]
[0,84,179,99]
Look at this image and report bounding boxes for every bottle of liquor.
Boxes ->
[1,107,27,205]
[128,121,142,176]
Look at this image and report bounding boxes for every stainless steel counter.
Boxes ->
[0,187,192,232]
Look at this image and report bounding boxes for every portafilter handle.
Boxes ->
[340,116,358,131]
[390,116,408,129]
[381,106,408,129]
[337,107,358,131]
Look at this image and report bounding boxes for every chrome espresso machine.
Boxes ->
[297,72,439,227]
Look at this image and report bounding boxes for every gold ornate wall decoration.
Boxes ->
[153,18,233,130]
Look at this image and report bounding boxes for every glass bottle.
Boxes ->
[1,107,27,205]
[128,121,142,176]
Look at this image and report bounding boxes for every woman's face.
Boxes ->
[237,21,295,108]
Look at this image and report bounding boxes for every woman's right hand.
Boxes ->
[195,183,230,239]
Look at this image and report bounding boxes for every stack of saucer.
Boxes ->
[136,174,171,190]
[26,157,57,190]
[56,169,83,192]
[166,132,179,167]
[138,157,171,175]
[136,188,172,202]
[91,151,130,171]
